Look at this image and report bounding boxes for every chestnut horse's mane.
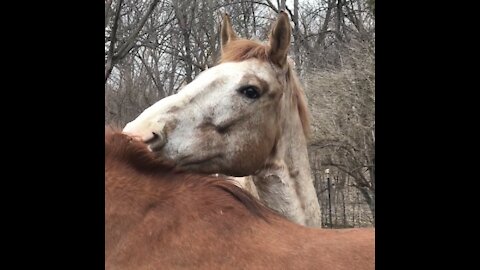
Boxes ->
[105,127,278,220]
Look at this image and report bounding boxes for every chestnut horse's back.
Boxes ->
[105,130,374,270]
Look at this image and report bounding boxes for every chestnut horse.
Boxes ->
[106,130,374,270]
[123,12,322,227]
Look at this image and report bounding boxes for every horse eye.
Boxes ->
[239,86,260,99]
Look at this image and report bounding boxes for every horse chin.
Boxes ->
[178,163,222,175]
[174,155,223,174]
[184,156,260,177]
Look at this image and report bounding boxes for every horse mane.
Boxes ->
[105,128,278,220]
[219,39,311,138]
[105,126,177,174]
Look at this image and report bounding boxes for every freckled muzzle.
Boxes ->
[123,120,168,151]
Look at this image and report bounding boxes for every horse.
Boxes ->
[123,11,322,227]
[105,130,375,270]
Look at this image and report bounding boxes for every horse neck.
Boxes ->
[253,94,322,227]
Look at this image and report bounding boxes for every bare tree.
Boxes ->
[105,0,162,83]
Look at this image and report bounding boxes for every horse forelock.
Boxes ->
[219,39,269,64]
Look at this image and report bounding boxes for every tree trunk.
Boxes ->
[293,0,301,71]
[341,185,347,226]
[359,187,375,226]
[105,58,114,84]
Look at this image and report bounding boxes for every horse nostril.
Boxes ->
[144,132,159,144]
[148,131,167,151]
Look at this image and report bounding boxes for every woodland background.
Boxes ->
[105,0,375,228]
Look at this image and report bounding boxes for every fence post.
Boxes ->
[326,169,333,228]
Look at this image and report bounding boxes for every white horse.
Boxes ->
[123,12,322,227]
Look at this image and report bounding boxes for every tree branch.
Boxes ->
[135,53,163,95]
[264,0,279,13]
[115,0,160,61]
[105,0,124,83]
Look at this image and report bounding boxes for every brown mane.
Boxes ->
[105,128,277,220]
[219,39,311,138]
[106,127,177,174]
[219,39,270,63]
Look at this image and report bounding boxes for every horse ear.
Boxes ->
[268,11,291,67]
[221,13,237,51]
